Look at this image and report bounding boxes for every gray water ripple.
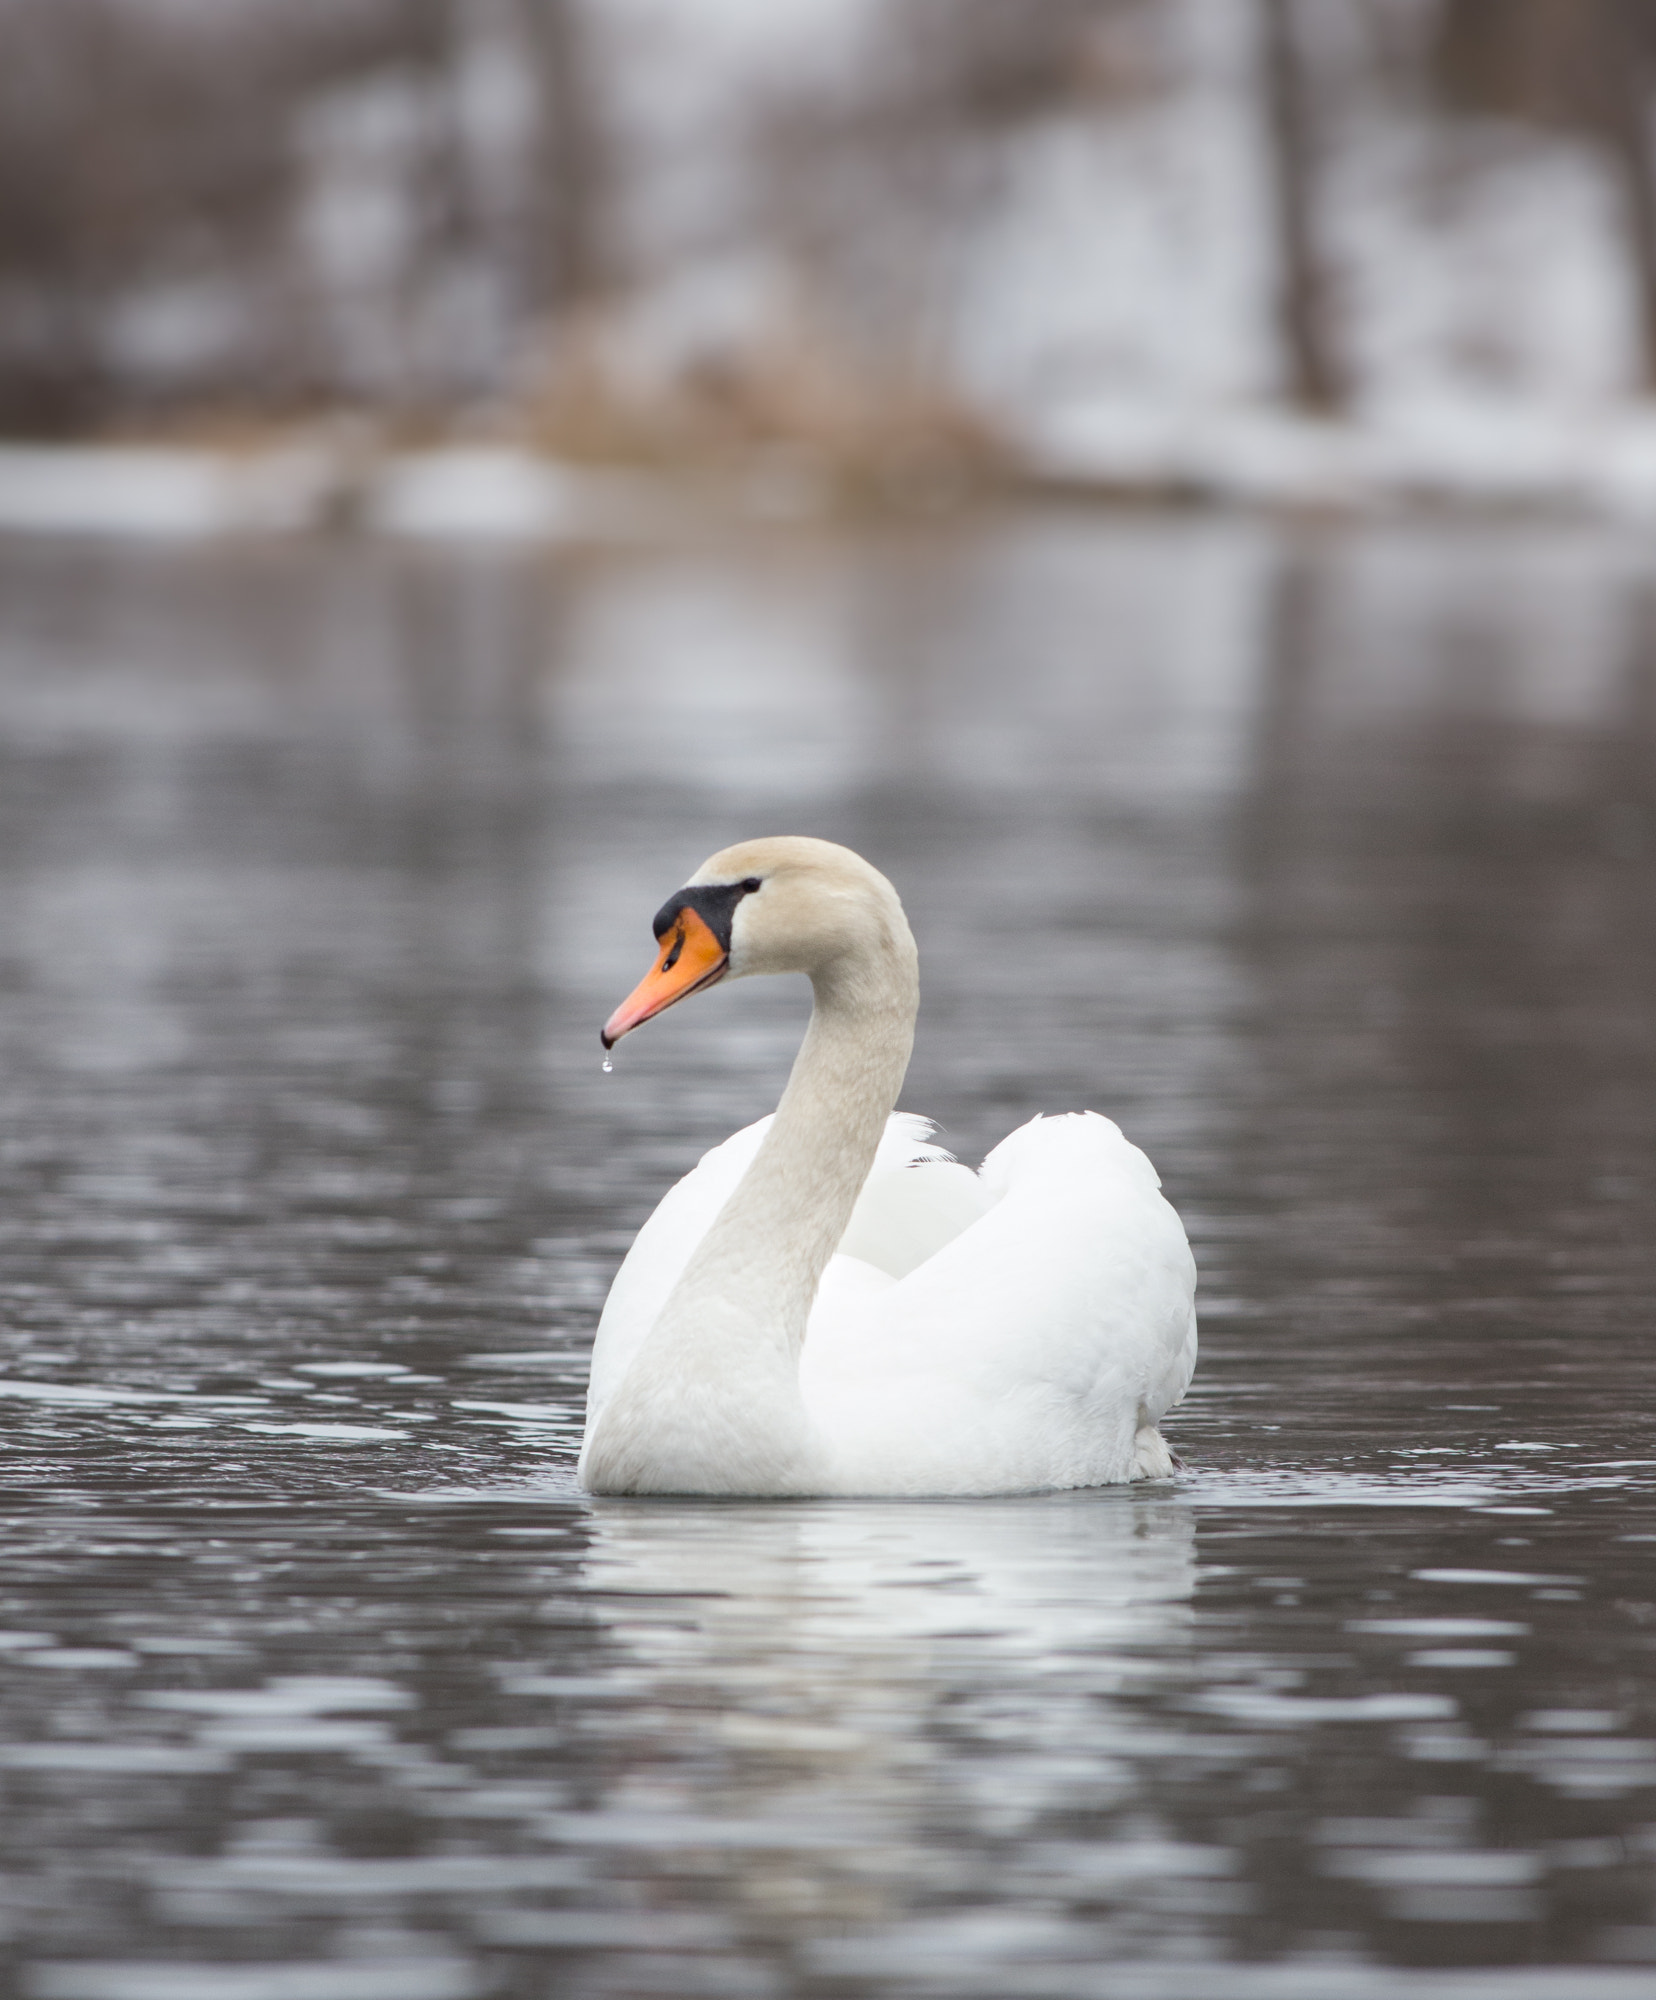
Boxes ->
[1,524,1654,1995]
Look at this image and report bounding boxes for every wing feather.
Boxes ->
[801,1112,1197,1492]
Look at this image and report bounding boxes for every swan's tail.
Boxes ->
[1130,1424,1177,1480]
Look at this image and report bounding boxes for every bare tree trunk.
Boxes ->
[1257,0,1343,411]
[1596,0,1656,394]
[396,0,472,408]
[519,0,609,317]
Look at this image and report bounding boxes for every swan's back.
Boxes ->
[586,1110,1196,1494]
[803,1113,1195,1493]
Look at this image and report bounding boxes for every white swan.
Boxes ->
[578,837,1196,1497]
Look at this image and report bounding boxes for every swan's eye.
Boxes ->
[740,877,762,893]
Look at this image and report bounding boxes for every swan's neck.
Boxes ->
[695,960,916,1346]
[583,944,917,1495]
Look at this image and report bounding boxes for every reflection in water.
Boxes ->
[575,1496,1196,1968]
[1219,532,1656,1459]
[584,1491,1196,1659]
[0,522,1652,1996]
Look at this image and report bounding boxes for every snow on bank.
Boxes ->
[4,413,1656,543]
[367,450,656,541]
[0,445,660,544]
[1018,398,1656,519]
[0,446,337,539]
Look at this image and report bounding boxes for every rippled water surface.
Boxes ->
[0,518,1653,1999]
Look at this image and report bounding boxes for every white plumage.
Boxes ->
[578,838,1197,1498]
[587,1109,1195,1495]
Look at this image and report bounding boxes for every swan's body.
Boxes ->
[578,838,1196,1498]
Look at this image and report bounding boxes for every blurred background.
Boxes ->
[5,0,1656,513]
[2,7,1656,1997]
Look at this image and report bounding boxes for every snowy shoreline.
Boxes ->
[4,406,1656,544]
[0,443,663,544]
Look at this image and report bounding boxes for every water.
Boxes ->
[0,516,1652,1999]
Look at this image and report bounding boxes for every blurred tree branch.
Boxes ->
[518,0,611,319]
[1600,1,1656,394]
[739,0,1157,450]
[1430,0,1656,393]
[1258,0,1345,411]
[0,0,302,429]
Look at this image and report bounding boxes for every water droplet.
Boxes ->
[601,1054,613,1074]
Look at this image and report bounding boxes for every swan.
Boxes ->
[578,837,1196,1497]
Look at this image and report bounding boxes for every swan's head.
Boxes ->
[601,836,914,1048]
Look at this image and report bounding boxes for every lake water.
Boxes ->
[0,515,1652,2000]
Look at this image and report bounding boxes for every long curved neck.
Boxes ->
[582,926,917,1495]
[686,949,917,1351]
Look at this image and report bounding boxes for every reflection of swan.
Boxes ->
[580,838,1196,1497]
[577,1496,1197,1941]
[583,1492,1197,1667]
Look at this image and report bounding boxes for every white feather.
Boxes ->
[588,1108,1195,1495]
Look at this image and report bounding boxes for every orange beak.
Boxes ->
[602,907,729,1048]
